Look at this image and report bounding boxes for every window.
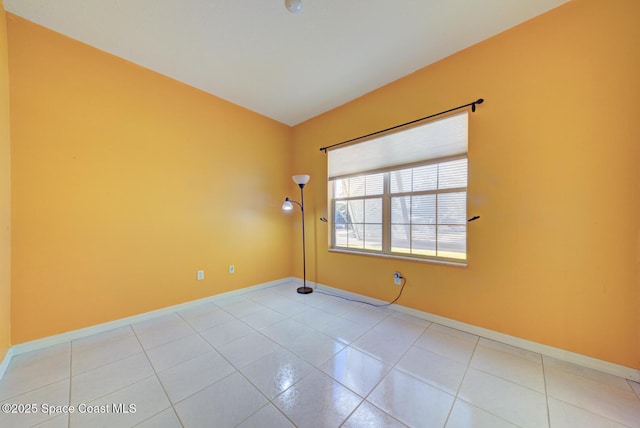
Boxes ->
[328,112,468,263]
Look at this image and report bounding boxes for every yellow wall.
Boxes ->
[292,0,640,369]
[0,1,11,361]
[7,14,293,343]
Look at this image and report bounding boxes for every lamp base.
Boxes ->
[297,286,313,294]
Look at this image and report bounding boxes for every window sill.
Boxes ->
[328,248,468,267]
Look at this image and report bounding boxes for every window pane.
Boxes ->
[364,224,382,251]
[348,224,365,249]
[365,173,384,195]
[412,164,437,192]
[334,200,348,224]
[347,199,364,223]
[333,179,348,198]
[331,156,467,262]
[334,227,348,247]
[391,196,410,224]
[437,225,466,259]
[391,225,411,254]
[437,192,466,225]
[390,168,412,194]
[365,198,382,223]
[411,225,436,256]
[439,159,467,189]
[411,194,435,225]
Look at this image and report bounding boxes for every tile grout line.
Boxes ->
[67,341,72,428]
[333,318,433,427]
[290,331,367,426]
[288,300,384,425]
[70,340,137,424]
[130,323,185,428]
[67,327,140,377]
[628,379,640,401]
[231,287,399,427]
[541,354,552,428]
[442,332,480,427]
[243,292,343,427]
[145,308,269,426]
[213,296,314,427]
[440,334,530,427]
[321,302,478,426]
[465,339,554,395]
[179,295,298,427]
[543,356,639,428]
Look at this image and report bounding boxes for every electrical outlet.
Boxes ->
[197,270,204,281]
[393,272,402,286]
[229,265,235,274]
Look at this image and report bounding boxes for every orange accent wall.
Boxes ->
[0,1,11,361]
[7,14,293,343]
[291,0,640,369]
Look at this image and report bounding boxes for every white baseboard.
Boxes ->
[311,281,640,383]
[2,276,638,384]
[0,347,14,380]
[4,278,290,366]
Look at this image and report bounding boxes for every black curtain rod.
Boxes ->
[319,98,484,153]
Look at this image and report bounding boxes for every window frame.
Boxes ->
[329,154,468,266]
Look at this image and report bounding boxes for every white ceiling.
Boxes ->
[4,0,569,126]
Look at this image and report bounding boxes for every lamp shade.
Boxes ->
[292,175,310,185]
[282,199,294,211]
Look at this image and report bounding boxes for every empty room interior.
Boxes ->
[0,0,639,427]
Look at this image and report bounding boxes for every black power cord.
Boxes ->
[312,276,407,308]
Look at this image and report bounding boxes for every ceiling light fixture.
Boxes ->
[285,0,302,13]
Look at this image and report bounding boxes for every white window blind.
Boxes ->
[328,111,468,180]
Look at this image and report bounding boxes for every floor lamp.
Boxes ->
[282,174,312,294]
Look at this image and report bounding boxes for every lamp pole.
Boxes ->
[298,182,310,294]
[283,175,312,294]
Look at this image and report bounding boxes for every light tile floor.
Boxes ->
[1,280,639,427]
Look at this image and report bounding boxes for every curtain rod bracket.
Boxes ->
[472,98,484,112]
